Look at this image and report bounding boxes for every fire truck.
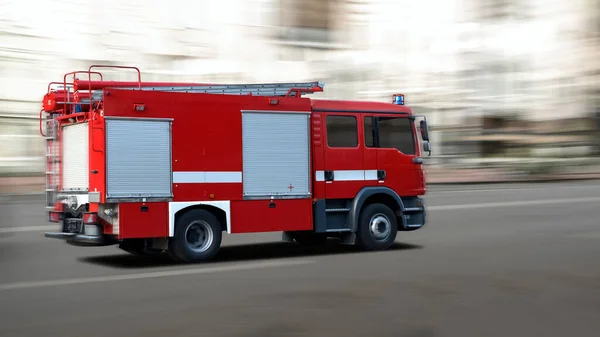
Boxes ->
[41,65,431,263]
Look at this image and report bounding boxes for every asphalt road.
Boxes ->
[1,181,600,337]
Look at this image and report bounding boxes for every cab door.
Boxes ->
[321,112,365,200]
[365,114,424,196]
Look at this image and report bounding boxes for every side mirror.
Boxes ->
[423,142,431,152]
[423,141,431,157]
[419,120,430,141]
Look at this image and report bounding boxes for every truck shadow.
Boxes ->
[79,240,422,269]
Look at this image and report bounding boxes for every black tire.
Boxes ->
[168,209,222,263]
[355,203,398,251]
[288,231,328,246]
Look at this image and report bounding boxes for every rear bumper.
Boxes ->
[45,231,117,246]
[45,231,104,245]
[45,220,117,247]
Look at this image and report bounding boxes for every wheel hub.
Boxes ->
[369,214,391,241]
[185,220,214,253]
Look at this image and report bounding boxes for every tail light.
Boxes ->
[83,212,98,224]
[48,211,62,223]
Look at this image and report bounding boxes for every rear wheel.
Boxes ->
[355,203,398,251]
[168,209,222,263]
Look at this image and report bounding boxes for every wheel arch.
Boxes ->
[169,201,230,236]
[349,187,405,232]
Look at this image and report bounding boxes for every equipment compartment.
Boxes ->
[241,111,311,199]
[105,117,173,200]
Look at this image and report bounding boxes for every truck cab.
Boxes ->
[291,96,430,250]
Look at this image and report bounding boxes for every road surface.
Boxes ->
[1,181,600,337]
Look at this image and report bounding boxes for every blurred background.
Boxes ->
[1,0,599,192]
[1,3,600,336]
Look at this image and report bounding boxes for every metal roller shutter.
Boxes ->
[61,122,89,191]
[242,111,311,198]
[105,118,173,200]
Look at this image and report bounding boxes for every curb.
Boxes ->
[427,176,600,186]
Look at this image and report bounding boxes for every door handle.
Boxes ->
[324,170,334,182]
[412,157,424,164]
[377,170,386,180]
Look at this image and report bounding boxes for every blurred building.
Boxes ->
[0,0,598,174]
[455,0,599,162]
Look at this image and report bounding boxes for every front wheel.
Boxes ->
[355,203,398,251]
[168,209,222,263]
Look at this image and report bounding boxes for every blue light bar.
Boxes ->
[393,94,404,105]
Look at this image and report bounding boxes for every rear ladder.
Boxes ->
[44,113,60,210]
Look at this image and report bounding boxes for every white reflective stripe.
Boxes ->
[364,170,378,180]
[173,170,379,183]
[173,171,243,184]
[314,170,379,182]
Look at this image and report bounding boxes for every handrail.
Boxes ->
[39,109,46,137]
[86,65,142,119]
[87,65,141,90]
[47,81,73,94]
[62,71,103,113]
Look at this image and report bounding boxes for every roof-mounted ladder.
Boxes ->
[105,81,325,97]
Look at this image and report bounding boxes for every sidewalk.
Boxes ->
[426,168,512,184]
[425,167,600,185]
[2,169,600,195]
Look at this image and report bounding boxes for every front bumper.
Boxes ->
[402,197,427,231]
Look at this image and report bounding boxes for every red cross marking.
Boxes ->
[288,183,294,192]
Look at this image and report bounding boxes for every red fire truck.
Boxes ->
[41,65,431,262]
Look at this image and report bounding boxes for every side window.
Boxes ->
[364,116,375,147]
[326,115,358,148]
[377,117,416,155]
